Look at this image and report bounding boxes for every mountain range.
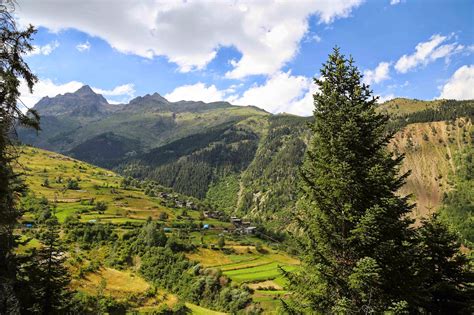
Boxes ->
[18,86,474,229]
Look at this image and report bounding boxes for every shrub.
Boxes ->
[41,178,50,187]
[95,201,108,213]
[67,178,80,190]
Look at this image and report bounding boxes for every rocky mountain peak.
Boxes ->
[33,85,108,117]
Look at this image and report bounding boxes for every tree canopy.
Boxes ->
[287,47,472,314]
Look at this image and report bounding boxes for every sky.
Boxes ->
[16,0,474,116]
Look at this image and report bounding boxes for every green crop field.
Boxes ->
[224,262,297,283]
[190,247,299,314]
[186,303,227,315]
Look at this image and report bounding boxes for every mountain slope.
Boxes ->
[18,87,474,227]
[15,146,300,314]
[18,86,268,165]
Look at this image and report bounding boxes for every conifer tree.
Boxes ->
[417,214,473,313]
[20,214,71,314]
[287,48,418,313]
[0,1,39,312]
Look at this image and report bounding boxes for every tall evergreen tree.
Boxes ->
[286,48,418,313]
[19,213,71,314]
[0,1,38,312]
[417,214,473,314]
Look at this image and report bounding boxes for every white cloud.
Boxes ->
[93,84,135,97]
[27,40,59,56]
[390,0,402,5]
[363,62,391,85]
[376,93,395,103]
[76,41,91,52]
[395,34,466,73]
[163,72,317,115]
[303,32,322,43]
[438,65,474,100]
[19,79,136,108]
[17,0,363,78]
[19,79,83,108]
[165,82,227,103]
[229,71,316,116]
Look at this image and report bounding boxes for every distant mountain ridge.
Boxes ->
[19,85,268,160]
[18,85,474,228]
[33,85,251,116]
[34,85,109,117]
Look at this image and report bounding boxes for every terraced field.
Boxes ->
[193,248,299,314]
[224,261,296,283]
[14,145,231,229]
[15,145,299,314]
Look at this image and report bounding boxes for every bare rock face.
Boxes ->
[34,85,109,117]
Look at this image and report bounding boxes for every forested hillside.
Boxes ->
[19,88,474,230]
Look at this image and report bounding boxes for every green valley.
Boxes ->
[19,87,474,231]
[14,146,299,314]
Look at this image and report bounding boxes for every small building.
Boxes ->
[203,224,209,230]
[207,211,223,219]
[158,192,169,198]
[244,226,257,234]
[230,217,242,226]
[186,201,198,210]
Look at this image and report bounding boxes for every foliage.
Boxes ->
[65,222,117,248]
[140,220,168,248]
[0,2,39,312]
[237,115,309,224]
[416,214,474,313]
[288,48,419,313]
[121,123,260,198]
[386,100,474,133]
[17,212,72,313]
[440,145,474,247]
[140,248,253,313]
[41,177,50,187]
[69,291,129,314]
[287,47,474,314]
[66,178,80,190]
[217,235,225,249]
[94,200,108,213]
[206,174,240,213]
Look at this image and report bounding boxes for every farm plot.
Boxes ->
[223,261,297,283]
[210,253,297,314]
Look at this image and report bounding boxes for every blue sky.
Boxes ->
[17,0,474,116]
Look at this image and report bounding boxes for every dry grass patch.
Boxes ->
[72,267,149,297]
[247,280,283,290]
[186,248,232,266]
[390,118,472,221]
[230,245,256,254]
